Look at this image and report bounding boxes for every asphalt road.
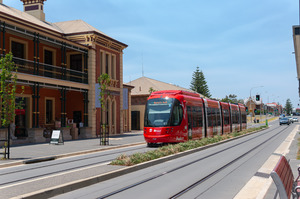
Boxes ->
[51,120,294,199]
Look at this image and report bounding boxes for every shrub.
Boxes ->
[110,125,267,166]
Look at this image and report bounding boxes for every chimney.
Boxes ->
[20,0,46,21]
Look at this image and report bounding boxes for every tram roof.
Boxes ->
[151,90,201,98]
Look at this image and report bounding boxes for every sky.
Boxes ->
[4,0,300,108]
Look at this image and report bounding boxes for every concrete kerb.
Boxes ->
[0,142,145,169]
[16,126,270,199]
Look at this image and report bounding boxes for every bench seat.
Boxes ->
[271,156,300,199]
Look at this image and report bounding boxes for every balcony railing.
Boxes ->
[12,57,88,84]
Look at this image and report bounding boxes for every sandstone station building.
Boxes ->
[0,0,132,144]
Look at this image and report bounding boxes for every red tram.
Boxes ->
[144,90,247,146]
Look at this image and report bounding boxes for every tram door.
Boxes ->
[187,106,192,139]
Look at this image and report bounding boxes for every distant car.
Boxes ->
[280,117,290,125]
[293,117,298,122]
[287,116,294,123]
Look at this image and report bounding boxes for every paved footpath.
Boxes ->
[235,124,300,199]
[0,131,145,168]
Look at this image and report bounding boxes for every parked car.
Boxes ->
[279,117,290,125]
[293,117,298,122]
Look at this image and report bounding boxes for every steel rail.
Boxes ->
[169,125,290,198]
[0,145,146,187]
[96,125,289,199]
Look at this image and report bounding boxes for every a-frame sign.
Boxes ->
[50,130,64,145]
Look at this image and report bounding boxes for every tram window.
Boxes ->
[223,109,229,125]
[232,111,236,124]
[192,106,202,128]
[170,100,183,126]
[197,106,203,127]
[207,108,211,127]
[216,108,221,126]
[144,98,174,127]
[242,112,246,123]
[237,111,241,124]
[192,107,196,127]
[233,110,238,124]
[212,108,215,127]
[231,110,235,124]
[227,110,230,125]
[208,107,214,127]
[212,108,216,126]
[187,106,192,129]
[215,108,218,126]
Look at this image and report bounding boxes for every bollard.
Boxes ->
[266,119,268,126]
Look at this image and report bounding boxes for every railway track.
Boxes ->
[0,144,148,187]
[169,125,290,198]
[96,124,290,199]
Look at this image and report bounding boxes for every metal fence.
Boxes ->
[12,57,88,84]
[100,123,109,145]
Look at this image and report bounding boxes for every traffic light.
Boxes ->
[256,95,260,101]
[246,107,248,112]
[254,109,257,113]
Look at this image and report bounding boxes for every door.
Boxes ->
[187,106,192,139]
[44,50,53,78]
[131,111,140,130]
[70,54,82,82]
[15,97,27,137]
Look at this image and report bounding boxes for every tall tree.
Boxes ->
[190,66,211,98]
[148,87,157,94]
[285,98,293,115]
[221,94,244,104]
[0,53,23,159]
[97,73,111,145]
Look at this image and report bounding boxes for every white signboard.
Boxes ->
[50,130,64,144]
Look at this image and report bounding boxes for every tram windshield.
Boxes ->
[144,98,183,127]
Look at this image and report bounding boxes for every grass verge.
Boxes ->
[297,137,300,160]
[111,125,268,166]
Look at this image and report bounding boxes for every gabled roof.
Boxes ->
[53,20,107,35]
[244,97,262,105]
[0,4,62,33]
[126,76,205,97]
[0,4,126,47]
[266,103,279,107]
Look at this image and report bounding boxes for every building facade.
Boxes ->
[293,25,300,95]
[0,0,131,145]
[244,97,263,116]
